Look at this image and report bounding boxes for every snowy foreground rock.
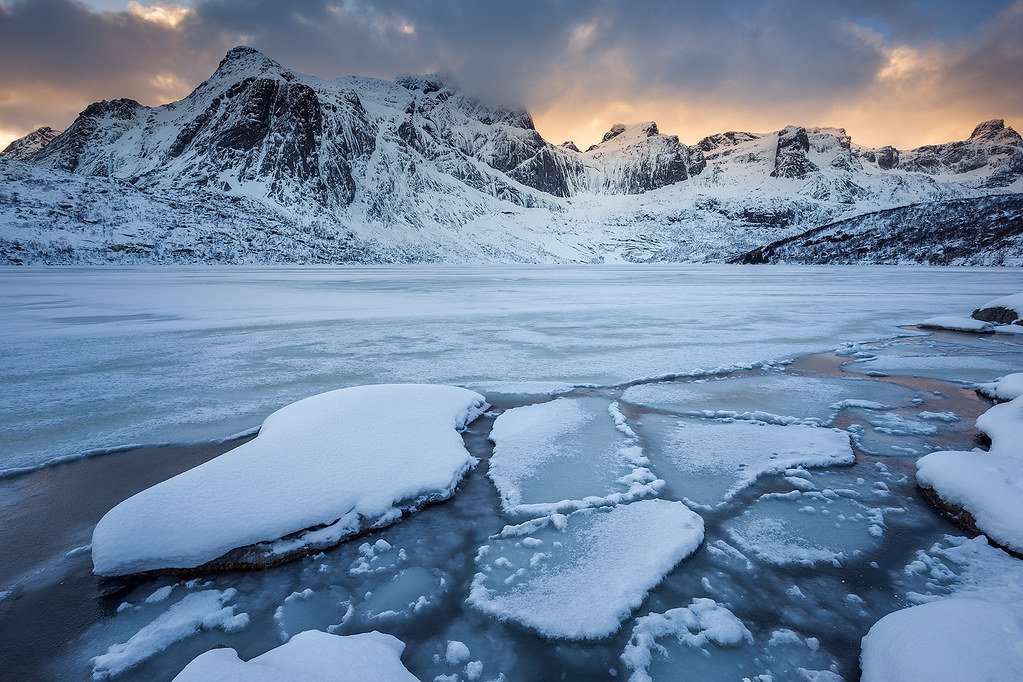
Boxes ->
[978,372,1023,402]
[173,630,418,681]
[92,385,487,575]
[973,292,1023,326]
[860,599,1023,682]
[917,395,1023,553]
[468,500,704,639]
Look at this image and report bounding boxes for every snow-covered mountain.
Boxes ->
[1,46,1021,264]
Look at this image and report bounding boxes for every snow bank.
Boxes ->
[978,372,1023,402]
[860,599,1023,681]
[918,315,995,332]
[92,589,248,679]
[468,500,704,639]
[487,397,662,515]
[916,395,1023,552]
[173,630,418,681]
[92,385,488,575]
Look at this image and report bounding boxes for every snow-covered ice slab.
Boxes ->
[468,500,704,640]
[91,385,488,576]
[846,408,959,457]
[917,396,1023,553]
[724,487,894,567]
[621,600,841,682]
[621,374,919,426]
[978,372,1023,402]
[636,416,853,508]
[173,630,418,681]
[860,599,1023,682]
[488,397,661,515]
[918,315,995,333]
[92,589,249,679]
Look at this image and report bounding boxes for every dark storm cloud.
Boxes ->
[0,0,1021,148]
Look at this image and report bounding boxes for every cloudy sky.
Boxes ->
[1,0,1021,151]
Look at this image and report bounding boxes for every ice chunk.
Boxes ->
[621,375,917,426]
[637,417,852,507]
[468,500,704,639]
[91,589,248,679]
[445,640,470,665]
[918,316,995,333]
[173,630,418,681]
[724,490,889,566]
[92,385,488,575]
[860,599,1023,682]
[977,372,1023,402]
[488,397,661,515]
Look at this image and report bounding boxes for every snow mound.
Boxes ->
[92,384,488,575]
[468,499,704,639]
[92,589,249,679]
[860,599,1023,682]
[916,395,1023,552]
[918,315,995,333]
[639,417,853,507]
[173,630,418,681]
[488,397,662,515]
[973,292,1023,325]
[978,372,1023,402]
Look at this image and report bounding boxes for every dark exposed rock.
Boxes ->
[602,123,628,143]
[560,141,581,153]
[972,306,1022,325]
[771,126,818,179]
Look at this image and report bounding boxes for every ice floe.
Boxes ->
[843,353,1021,383]
[488,397,662,515]
[91,385,488,575]
[172,630,418,681]
[91,589,249,679]
[620,374,918,426]
[635,417,853,508]
[860,599,1023,682]
[468,500,704,639]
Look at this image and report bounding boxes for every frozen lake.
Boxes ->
[1,265,1021,475]
[1,265,1023,681]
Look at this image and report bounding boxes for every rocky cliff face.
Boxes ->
[2,46,1022,265]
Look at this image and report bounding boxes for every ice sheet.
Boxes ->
[2,265,1020,474]
[621,374,920,425]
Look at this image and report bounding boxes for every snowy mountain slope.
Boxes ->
[1,126,61,160]
[1,45,1022,264]
[733,194,1023,265]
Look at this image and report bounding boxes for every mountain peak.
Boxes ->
[0,126,61,159]
[969,119,1022,145]
[211,45,284,80]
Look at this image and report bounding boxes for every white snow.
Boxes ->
[860,599,1023,682]
[918,315,995,332]
[172,630,418,681]
[916,395,1023,552]
[637,417,853,507]
[978,373,1023,402]
[91,384,487,575]
[487,397,661,515]
[91,589,249,679]
[468,500,704,639]
[445,640,470,665]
